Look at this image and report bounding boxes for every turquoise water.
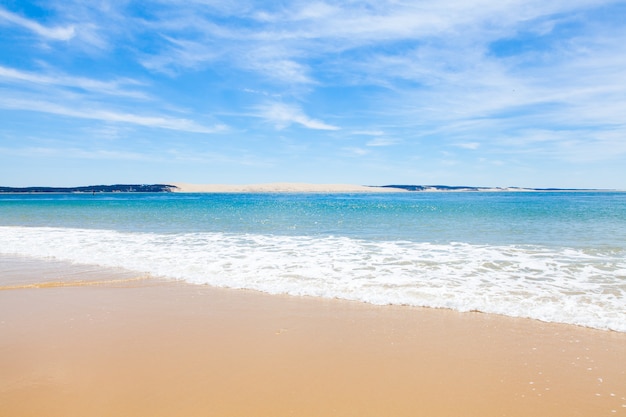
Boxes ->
[1,191,625,331]
[1,191,624,245]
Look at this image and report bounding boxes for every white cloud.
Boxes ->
[343,147,370,156]
[455,142,481,150]
[140,36,221,73]
[0,65,147,99]
[366,137,398,147]
[0,145,161,162]
[122,0,622,119]
[353,130,385,136]
[2,0,626,187]
[0,97,226,134]
[0,7,75,40]
[244,56,313,85]
[258,102,339,130]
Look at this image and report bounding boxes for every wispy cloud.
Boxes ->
[366,137,398,147]
[0,145,163,162]
[0,7,75,40]
[454,142,481,150]
[140,36,221,74]
[0,65,147,99]
[0,97,226,134]
[257,102,339,130]
[343,147,370,156]
[1,1,626,187]
[243,54,313,85]
[353,130,385,136]
[349,130,400,147]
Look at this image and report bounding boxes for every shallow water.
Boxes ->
[1,191,625,331]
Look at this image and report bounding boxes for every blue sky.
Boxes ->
[1,0,625,188]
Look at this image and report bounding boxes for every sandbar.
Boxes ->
[1,256,624,417]
[171,182,407,193]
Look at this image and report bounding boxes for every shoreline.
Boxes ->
[1,257,625,416]
[0,254,621,334]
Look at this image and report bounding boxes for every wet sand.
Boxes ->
[1,257,625,416]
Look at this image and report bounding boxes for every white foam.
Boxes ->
[1,226,624,332]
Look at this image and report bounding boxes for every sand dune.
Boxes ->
[171,182,406,193]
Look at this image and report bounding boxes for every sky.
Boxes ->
[1,0,625,188]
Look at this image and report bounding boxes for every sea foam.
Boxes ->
[1,226,624,332]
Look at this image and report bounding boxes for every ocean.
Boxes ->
[1,191,624,332]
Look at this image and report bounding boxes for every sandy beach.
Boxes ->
[1,257,624,417]
[171,182,407,193]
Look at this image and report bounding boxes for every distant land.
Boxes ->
[0,184,177,193]
[0,183,605,193]
[380,185,600,191]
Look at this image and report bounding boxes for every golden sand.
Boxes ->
[1,259,624,417]
[170,182,406,193]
